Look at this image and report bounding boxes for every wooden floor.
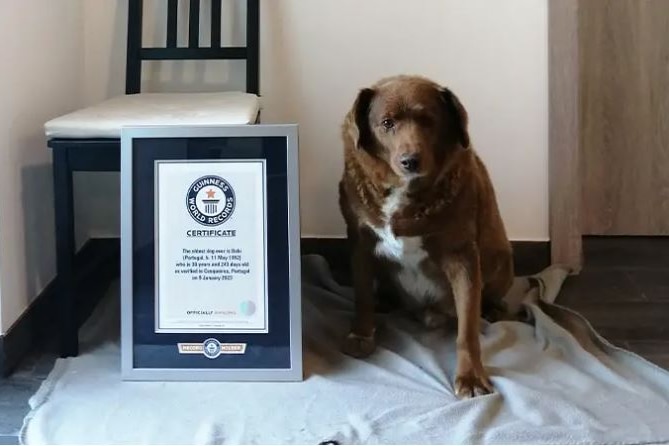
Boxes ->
[557,237,669,369]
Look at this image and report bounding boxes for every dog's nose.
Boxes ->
[399,154,420,173]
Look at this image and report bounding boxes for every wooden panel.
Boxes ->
[580,0,669,235]
[246,0,260,94]
[548,0,583,271]
[211,0,221,48]
[125,0,143,94]
[188,0,200,48]
[166,0,178,48]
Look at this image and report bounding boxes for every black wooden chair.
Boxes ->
[44,0,260,358]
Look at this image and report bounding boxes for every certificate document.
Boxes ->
[154,160,268,333]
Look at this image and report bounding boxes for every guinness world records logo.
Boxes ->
[202,338,222,359]
[186,175,236,226]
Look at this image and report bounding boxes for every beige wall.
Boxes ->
[0,0,84,333]
[0,0,548,332]
[78,0,548,242]
[261,0,549,239]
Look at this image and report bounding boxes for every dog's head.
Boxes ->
[348,75,470,179]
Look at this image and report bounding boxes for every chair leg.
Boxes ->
[53,149,78,357]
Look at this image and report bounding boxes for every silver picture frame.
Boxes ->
[120,124,302,381]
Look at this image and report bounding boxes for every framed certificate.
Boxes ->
[120,125,302,381]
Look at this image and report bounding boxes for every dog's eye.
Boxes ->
[381,118,395,130]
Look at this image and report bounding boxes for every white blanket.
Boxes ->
[21,255,669,444]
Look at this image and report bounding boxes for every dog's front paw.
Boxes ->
[342,332,376,358]
[454,368,494,399]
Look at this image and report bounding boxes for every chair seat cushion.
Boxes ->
[44,92,261,139]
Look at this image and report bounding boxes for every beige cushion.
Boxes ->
[44,92,261,139]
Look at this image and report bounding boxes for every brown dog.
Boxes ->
[338,75,514,398]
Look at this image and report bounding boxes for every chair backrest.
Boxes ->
[125,0,259,95]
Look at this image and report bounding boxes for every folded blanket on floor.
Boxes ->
[21,255,669,444]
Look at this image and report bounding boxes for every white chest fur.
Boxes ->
[370,187,444,305]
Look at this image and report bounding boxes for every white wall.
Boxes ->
[0,0,548,332]
[79,0,548,243]
[260,0,548,239]
[0,0,84,333]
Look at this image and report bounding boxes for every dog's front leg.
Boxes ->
[343,237,376,358]
[444,245,494,398]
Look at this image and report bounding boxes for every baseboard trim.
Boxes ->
[301,237,551,279]
[0,238,120,376]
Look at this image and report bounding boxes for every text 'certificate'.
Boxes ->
[155,160,268,333]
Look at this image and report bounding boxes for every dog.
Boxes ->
[337,75,514,398]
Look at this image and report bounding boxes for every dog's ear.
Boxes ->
[352,88,376,151]
[439,87,470,149]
